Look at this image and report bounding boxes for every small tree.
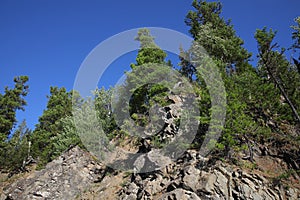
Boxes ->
[0,120,32,172]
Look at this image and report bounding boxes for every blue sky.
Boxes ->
[0,0,299,130]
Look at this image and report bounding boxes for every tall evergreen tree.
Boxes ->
[31,86,73,166]
[126,28,171,126]
[185,0,251,74]
[0,76,31,172]
[0,76,29,138]
[255,28,300,124]
[181,1,275,158]
[132,28,167,68]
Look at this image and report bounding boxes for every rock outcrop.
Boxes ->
[119,150,300,200]
[1,147,299,200]
[1,146,107,200]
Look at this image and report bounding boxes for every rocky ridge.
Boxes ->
[1,146,299,200]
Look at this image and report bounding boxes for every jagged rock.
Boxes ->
[119,158,300,200]
[159,188,201,200]
[182,166,201,191]
[1,146,106,200]
[200,171,217,195]
[143,174,164,195]
[1,145,300,200]
[126,182,139,194]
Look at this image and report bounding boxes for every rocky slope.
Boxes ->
[1,146,299,200]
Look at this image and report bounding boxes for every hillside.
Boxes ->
[1,145,299,200]
[1,1,300,199]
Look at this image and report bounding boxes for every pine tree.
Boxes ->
[182,1,274,157]
[50,116,82,160]
[255,28,300,124]
[0,76,29,138]
[31,86,73,167]
[0,120,32,172]
[132,28,167,68]
[185,0,251,74]
[125,28,171,126]
[0,76,31,172]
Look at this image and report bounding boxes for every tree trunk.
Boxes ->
[265,65,300,124]
[262,54,300,125]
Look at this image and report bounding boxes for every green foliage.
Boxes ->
[221,75,259,149]
[185,0,251,74]
[255,27,300,124]
[94,87,117,134]
[126,29,171,127]
[291,17,300,74]
[179,46,196,81]
[132,28,167,67]
[73,97,113,160]
[239,160,257,170]
[31,86,73,167]
[185,0,223,39]
[182,1,278,155]
[2,3,300,171]
[0,76,29,137]
[291,16,300,51]
[0,76,30,172]
[50,116,82,160]
[0,120,32,172]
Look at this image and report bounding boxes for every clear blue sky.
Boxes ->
[0,0,299,130]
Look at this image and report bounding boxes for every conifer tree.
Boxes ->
[126,28,171,126]
[0,76,29,138]
[132,28,167,67]
[185,0,251,74]
[0,120,32,172]
[255,28,300,124]
[182,1,273,157]
[31,86,73,166]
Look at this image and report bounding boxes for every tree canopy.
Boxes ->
[1,1,299,178]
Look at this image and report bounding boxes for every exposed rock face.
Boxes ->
[1,146,107,200]
[107,93,198,174]
[1,147,299,200]
[119,150,300,200]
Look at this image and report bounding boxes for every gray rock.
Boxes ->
[2,145,300,200]
[127,182,139,194]
[182,166,201,191]
[159,188,201,200]
[1,146,106,200]
[214,170,228,197]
